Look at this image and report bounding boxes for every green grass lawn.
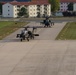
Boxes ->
[0,21,28,40]
[56,22,76,40]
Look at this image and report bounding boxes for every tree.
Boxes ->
[18,7,28,17]
[68,3,73,11]
[0,3,2,14]
[49,0,60,12]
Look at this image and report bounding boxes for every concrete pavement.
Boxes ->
[0,22,76,75]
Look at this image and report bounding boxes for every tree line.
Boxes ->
[49,0,60,12]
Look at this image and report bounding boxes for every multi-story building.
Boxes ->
[60,0,76,12]
[2,0,51,18]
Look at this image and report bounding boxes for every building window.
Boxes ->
[8,6,9,8]
[61,6,63,8]
[8,14,10,15]
[30,9,32,11]
[8,10,10,11]
[17,9,20,11]
[30,13,32,15]
[61,3,63,4]
[61,9,63,11]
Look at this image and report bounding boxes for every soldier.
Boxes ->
[44,18,51,27]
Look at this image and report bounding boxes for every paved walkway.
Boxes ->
[1,22,76,75]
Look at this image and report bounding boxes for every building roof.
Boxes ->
[3,0,49,5]
[0,0,31,2]
[60,0,76,3]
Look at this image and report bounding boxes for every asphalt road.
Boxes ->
[0,22,76,75]
[23,17,76,23]
[0,17,76,23]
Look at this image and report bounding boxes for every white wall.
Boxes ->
[73,3,76,11]
[3,3,13,17]
[47,4,51,16]
[13,5,18,18]
[40,5,44,16]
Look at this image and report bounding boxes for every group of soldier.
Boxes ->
[40,17,54,27]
